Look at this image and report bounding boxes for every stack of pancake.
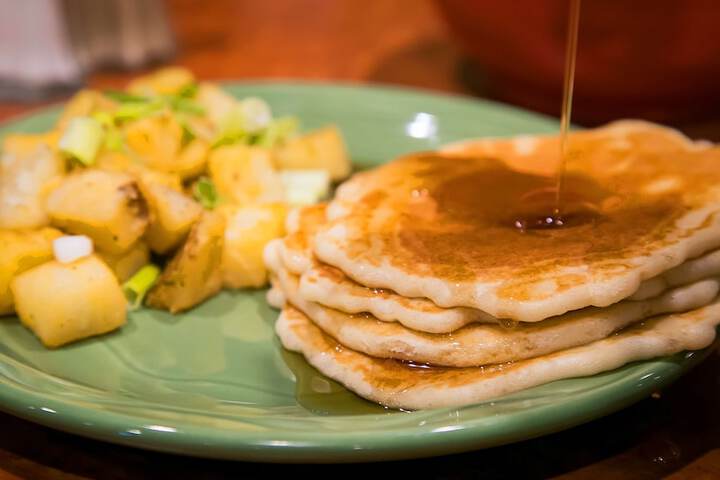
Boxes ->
[264,120,720,410]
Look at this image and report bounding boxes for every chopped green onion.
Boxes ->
[211,110,247,148]
[104,130,124,151]
[59,117,104,166]
[180,121,196,148]
[91,111,123,151]
[193,176,219,209]
[210,132,248,149]
[122,264,161,310]
[215,97,272,141]
[104,89,148,103]
[217,106,246,139]
[168,96,205,116]
[177,82,199,98]
[113,100,163,122]
[92,111,114,127]
[255,116,299,147]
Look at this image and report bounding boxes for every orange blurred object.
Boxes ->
[436,0,720,124]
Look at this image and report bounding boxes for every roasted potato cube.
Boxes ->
[274,125,351,181]
[3,131,60,155]
[55,90,116,132]
[131,167,183,192]
[0,228,62,315]
[125,114,208,180]
[221,203,287,289]
[0,142,65,229]
[146,211,225,313]
[97,152,184,192]
[176,138,210,179]
[208,144,284,205]
[98,241,150,282]
[139,179,203,254]
[95,150,133,172]
[46,170,149,254]
[125,114,181,166]
[10,255,126,347]
[127,67,196,97]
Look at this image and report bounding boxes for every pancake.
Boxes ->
[276,300,720,410]
[314,121,720,321]
[269,237,490,334]
[630,249,720,300]
[274,204,720,333]
[277,203,327,275]
[300,263,490,332]
[272,260,720,367]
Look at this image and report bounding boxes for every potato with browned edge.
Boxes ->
[208,144,284,205]
[139,178,203,254]
[127,67,196,97]
[146,211,225,313]
[0,228,63,315]
[96,152,183,191]
[0,139,65,230]
[54,90,116,132]
[221,203,287,289]
[125,114,208,180]
[11,255,126,347]
[46,170,149,254]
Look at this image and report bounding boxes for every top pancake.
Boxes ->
[314,121,720,321]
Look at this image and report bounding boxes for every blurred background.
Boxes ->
[1,0,720,138]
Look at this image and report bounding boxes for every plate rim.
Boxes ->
[0,350,704,462]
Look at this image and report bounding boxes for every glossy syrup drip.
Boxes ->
[515,0,581,231]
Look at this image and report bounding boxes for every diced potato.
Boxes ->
[98,241,150,282]
[124,113,181,164]
[127,66,196,97]
[55,90,116,132]
[208,144,284,205]
[0,143,65,229]
[125,113,208,180]
[97,152,183,191]
[130,166,183,192]
[0,228,62,315]
[95,150,133,172]
[10,255,126,348]
[139,178,203,254]
[46,170,149,254]
[3,131,60,156]
[146,211,225,313]
[274,125,351,181]
[176,138,210,179]
[221,203,287,289]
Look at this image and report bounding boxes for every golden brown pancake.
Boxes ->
[270,251,720,367]
[274,203,720,333]
[314,121,720,321]
[276,300,720,410]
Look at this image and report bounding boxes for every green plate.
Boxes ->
[0,82,709,463]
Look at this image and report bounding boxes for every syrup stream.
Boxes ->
[555,0,581,216]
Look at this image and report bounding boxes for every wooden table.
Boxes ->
[1,1,719,478]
